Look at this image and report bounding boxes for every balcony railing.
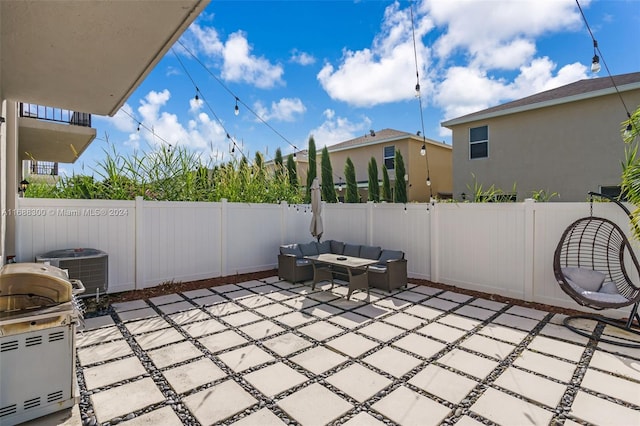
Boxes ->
[31,161,59,176]
[19,102,91,127]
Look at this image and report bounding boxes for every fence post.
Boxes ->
[280,200,289,245]
[523,198,535,301]
[367,201,374,245]
[430,202,439,283]
[220,198,228,277]
[135,196,144,289]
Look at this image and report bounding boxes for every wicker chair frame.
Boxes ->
[553,192,640,347]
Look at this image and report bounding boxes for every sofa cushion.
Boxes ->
[330,240,345,255]
[317,240,332,254]
[299,242,319,257]
[360,245,382,260]
[343,244,360,257]
[368,264,387,273]
[378,249,403,264]
[599,281,620,295]
[561,267,605,292]
[280,244,303,259]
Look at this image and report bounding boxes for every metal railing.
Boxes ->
[19,103,91,127]
[31,161,59,176]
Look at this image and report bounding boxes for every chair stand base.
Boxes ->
[563,314,640,349]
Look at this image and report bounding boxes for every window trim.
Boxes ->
[383,145,395,170]
[469,125,489,160]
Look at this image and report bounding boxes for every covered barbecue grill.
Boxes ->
[0,263,84,425]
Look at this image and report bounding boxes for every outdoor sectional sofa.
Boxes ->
[278,240,407,292]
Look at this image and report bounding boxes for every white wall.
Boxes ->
[14,197,637,319]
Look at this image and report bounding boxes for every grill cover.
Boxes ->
[0,263,72,313]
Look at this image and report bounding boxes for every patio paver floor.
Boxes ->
[73,276,640,425]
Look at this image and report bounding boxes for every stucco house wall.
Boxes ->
[318,130,452,202]
[445,75,640,202]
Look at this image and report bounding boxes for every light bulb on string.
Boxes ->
[591,40,601,73]
[420,143,426,156]
[591,55,601,73]
[234,97,240,116]
[624,123,634,140]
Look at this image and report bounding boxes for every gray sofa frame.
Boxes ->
[278,240,407,292]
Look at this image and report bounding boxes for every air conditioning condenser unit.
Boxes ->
[36,248,108,298]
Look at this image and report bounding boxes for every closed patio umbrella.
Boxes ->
[310,177,323,242]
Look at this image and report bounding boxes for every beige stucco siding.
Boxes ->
[452,91,640,201]
[317,136,452,202]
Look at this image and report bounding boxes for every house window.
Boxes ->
[469,125,488,159]
[384,146,395,169]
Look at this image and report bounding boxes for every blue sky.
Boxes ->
[72,0,639,176]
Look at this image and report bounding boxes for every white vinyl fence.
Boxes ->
[15,197,637,318]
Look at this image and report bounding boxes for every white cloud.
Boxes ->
[435,58,588,123]
[308,109,372,147]
[186,24,284,89]
[187,23,223,56]
[435,67,510,120]
[423,0,585,67]
[221,31,284,89]
[101,103,136,133]
[317,2,433,107]
[123,89,228,160]
[253,98,306,122]
[290,49,316,66]
[319,0,592,128]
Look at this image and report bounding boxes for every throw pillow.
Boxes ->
[280,244,303,259]
[599,281,621,295]
[299,242,319,257]
[317,240,332,254]
[330,240,345,255]
[343,244,361,257]
[561,267,605,292]
[360,245,382,260]
[378,249,403,264]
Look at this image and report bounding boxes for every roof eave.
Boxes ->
[328,134,450,153]
[441,81,640,128]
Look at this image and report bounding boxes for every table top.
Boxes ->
[305,253,378,268]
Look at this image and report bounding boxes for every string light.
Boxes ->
[590,40,601,73]
[576,0,636,136]
[172,44,351,185]
[195,88,199,101]
[410,3,432,198]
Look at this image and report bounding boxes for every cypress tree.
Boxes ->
[394,149,407,203]
[321,147,337,202]
[306,136,317,203]
[274,147,284,177]
[367,157,380,202]
[381,166,391,202]
[286,154,298,189]
[344,157,359,203]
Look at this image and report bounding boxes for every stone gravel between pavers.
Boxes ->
[74,277,640,426]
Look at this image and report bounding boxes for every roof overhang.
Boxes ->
[1,0,209,116]
[441,81,640,128]
[328,135,451,154]
[18,118,96,163]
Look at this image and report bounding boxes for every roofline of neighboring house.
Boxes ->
[441,80,640,128]
[327,134,451,154]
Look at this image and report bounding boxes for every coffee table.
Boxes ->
[304,254,378,300]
